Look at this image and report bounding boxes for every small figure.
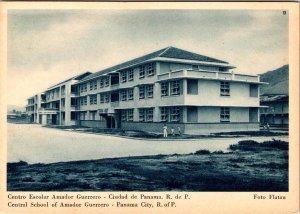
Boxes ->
[171,127,175,136]
[266,123,270,131]
[163,124,168,138]
[177,126,181,136]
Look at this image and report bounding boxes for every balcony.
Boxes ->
[157,69,261,83]
[111,101,120,108]
[70,106,80,111]
[38,108,59,114]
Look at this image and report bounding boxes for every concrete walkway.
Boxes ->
[7,123,289,164]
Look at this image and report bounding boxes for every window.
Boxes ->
[61,86,65,96]
[89,82,93,90]
[147,85,154,98]
[104,93,110,103]
[219,67,227,72]
[121,71,127,83]
[122,109,134,121]
[170,80,180,95]
[104,76,110,87]
[90,80,97,90]
[170,107,180,122]
[139,66,145,79]
[80,84,87,93]
[220,107,230,122]
[187,79,198,95]
[100,93,109,103]
[192,64,199,70]
[99,78,104,88]
[146,108,154,121]
[139,86,145,99]
[139,109,145,121]
[80,112,87,120]
[71,112,77,120]
[160,107,169,122]
[121,110,127,121]
[128,88,134,100]
[250,84,258,97]
[61,99,65,107]
[220,81,230,96]
[120,90,127,101]
[80,97,87,106]
[139,108,154,122]
[89,95,97,105]
[128,69,134,81]
[100,93,105,103]
[90,111,96,120]
[146,63,155,76]
[161,82,169,97]
[127,109,134,121]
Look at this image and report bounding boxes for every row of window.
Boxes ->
[63,80,257,106]
[79,63,155,94]
[80,77,110,93]
[160,106,180,122]
[139,108,154,122]
[72,107,237,123]
[120,88,134,101]
[220,107,230,122]
[121,109,134,122]
[120,107,180,122]
[139,84,154,99]
[121,69,134,83]
[161,80,180,96]
[139,63,155,78]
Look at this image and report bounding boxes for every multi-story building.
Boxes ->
[26,72,91,125]
[26,46,265,134]
[25,93,45,123]
[260,94,289,128]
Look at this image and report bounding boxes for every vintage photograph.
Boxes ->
[6,9,289,192]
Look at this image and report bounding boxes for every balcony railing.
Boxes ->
[111,101,120,108]
[157,69,260,83]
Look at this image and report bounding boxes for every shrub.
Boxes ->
[194,150,210,155]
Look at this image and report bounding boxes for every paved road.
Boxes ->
[7,123,288,164]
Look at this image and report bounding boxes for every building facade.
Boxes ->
[26,47,264,134]
[260,95,289,128]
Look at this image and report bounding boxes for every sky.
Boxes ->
[7,10,288,107]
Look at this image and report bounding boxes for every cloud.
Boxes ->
[7,10,288,106]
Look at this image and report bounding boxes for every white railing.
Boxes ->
[158,69,260,83]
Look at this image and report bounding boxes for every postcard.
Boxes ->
[0,2,299,213]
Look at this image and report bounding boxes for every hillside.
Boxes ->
[260,65,289,95]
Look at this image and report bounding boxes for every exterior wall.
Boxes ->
[159,62,192,74]
[121,122,185,134]
[119,121,259,134]
[184,123,259,135]
[26,53,262,133]
[81,120,106,128]
[184,80,259,107]
[194,107,250,123]
[260,99,289,127]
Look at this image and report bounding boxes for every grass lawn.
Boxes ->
[7,139,288,191]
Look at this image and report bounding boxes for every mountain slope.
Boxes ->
[260,65,289,95]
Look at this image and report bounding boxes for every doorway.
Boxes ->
[106,116,116,128]
[51,114,57,125]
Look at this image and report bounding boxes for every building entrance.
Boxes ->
[52,114,57,125]
[106,116,116,128]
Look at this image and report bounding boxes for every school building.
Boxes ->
[25,46,265,134]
